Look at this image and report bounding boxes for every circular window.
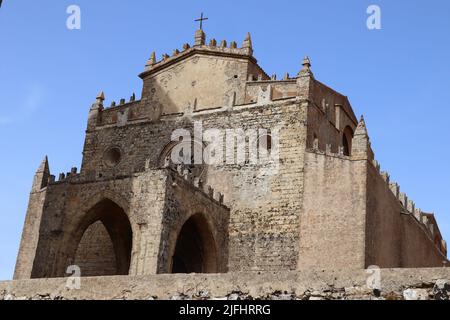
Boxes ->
[104,147,122,167]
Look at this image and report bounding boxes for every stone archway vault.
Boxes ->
[69,198,133,277]
[170,213,218,274]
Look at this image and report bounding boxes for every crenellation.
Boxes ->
[305,147,351,161]
[389,182,400,199]
[381,171,390,184]
[170,165,225,207]
[421,214,428,226]
[407,199,415,214]
[399,192,408,210]
[144,52,156,70]
[414,208,422,221]
[372,159,380,173]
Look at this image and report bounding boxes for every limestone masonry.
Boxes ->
[13,29,448,283]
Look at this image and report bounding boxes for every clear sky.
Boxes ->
[0,0,449,280]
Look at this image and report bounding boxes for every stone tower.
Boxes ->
[14,29,447,280]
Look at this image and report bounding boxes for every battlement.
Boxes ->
[88,91,147,128]
[169,163,227,208]
[306,143,351,160]
[89,88,300,129]
[103,92,138,109]
[370,158,446,254]
[139,30,259,79]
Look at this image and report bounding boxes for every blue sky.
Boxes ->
[0,0,449,280]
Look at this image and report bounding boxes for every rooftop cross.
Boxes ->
[195,12,208,30]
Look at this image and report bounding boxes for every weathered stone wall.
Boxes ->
[401,214,447,267]
[2,268,450,300]
[365,160,447,268]
[365,163,403,268]
[194,100,307,272]
[78,96,308,272]
[301,151,367,269]
[141,54,252,114]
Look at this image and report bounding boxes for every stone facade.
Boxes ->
[14,29,448,281]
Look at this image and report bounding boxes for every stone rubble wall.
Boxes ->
[1,268,450,300]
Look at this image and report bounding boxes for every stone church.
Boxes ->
[14,28,448,280]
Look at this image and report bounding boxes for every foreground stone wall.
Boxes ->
[1,268,450,300]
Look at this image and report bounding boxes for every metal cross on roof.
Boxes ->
[195,12,208,30]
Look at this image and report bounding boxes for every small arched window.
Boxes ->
[342,126,354,156]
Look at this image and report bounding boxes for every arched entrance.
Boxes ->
[72,199,132,277]
[171,213,218,274]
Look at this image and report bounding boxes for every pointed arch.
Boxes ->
[169,213,218,274]
[342,126,354,156]
[66,198,133,277]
